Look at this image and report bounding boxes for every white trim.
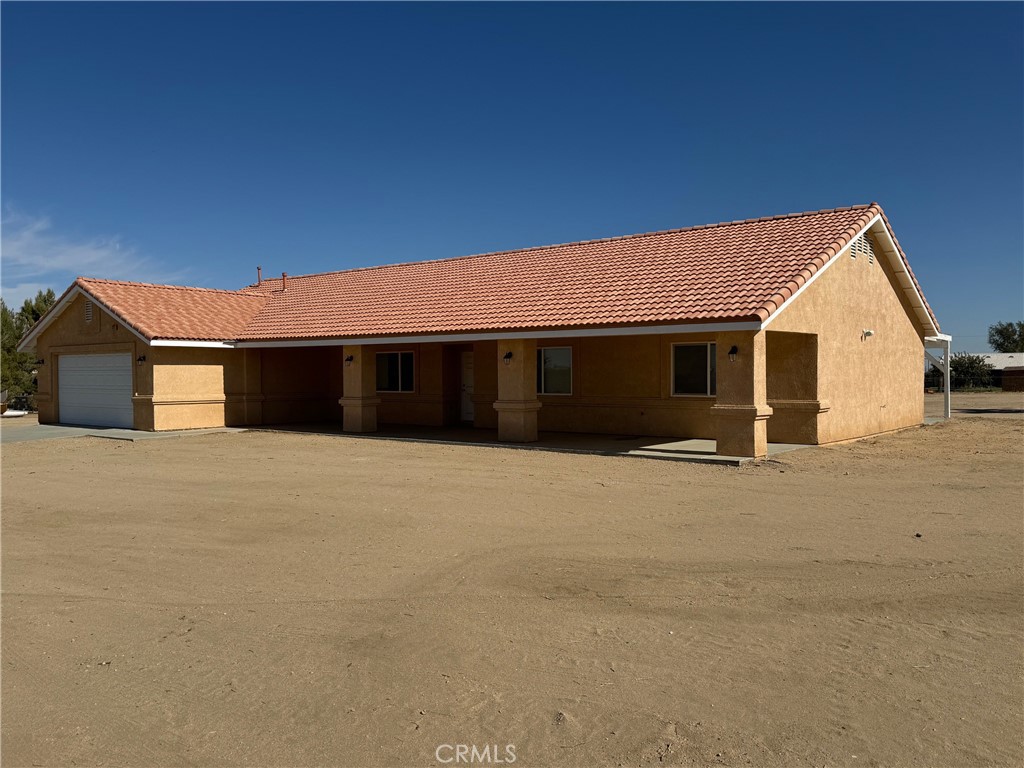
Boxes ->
[233,321,760,349]
[16,286,151,351]
[760,213,940,337]
[17,287,82,351]
[537,345,573,395]
[925,333,952,342]
[867,218,940,336]
[375,349,416,393]
[149,339,236,348]
[671,341,717,397]
[761,214,878,330]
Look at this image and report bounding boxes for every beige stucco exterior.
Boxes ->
[765,231,926,443]
[33,294,154,429]
[30,234,930,457]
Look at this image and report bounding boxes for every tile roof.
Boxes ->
[76,278,269,341]
[38,203,938,343]
[237,203,936,339]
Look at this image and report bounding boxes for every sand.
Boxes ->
[2,395,1022,767]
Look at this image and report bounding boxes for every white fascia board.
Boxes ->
[16,287,81,352]
[16,285,152,351]
[924,334,952,343]
[760,213,940,338]
[868,218,940,337]
[758,215,877,330]
[233,320,763,349]
[149,339,237,348]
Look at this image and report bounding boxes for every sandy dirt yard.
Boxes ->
[2,395,1022,767]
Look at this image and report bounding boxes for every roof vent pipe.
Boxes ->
[282,272,288,291]
[257,265,262,286]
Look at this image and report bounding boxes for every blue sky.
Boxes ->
[2,2,1021,350]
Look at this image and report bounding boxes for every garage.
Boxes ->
[58,353,134,428]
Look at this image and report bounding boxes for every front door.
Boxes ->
[460,351,474,422]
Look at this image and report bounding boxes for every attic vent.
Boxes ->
[84,300,94,323]
[850,234,876,263]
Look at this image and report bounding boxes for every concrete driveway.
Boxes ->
[0,413,242,444]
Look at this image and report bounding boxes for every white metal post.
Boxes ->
[942,337,951,418]
[925,334,953,420]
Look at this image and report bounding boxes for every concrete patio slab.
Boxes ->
[0,415,243,444]
[254,423,811,465]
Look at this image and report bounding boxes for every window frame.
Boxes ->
[670,342,717,397]
[375,350,416,394]
[536,345,573,396]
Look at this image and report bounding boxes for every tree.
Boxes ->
[1,289,57,407]
[949,352,994,390]
[988,321,1024,353]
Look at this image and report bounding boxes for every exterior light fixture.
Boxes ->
[503,351,514,365]
[862,329,875,339]
[136,355,146,365]
[344,355,354,366]
[728,345,738,362]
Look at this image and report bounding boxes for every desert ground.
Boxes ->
[2,392,1022,767]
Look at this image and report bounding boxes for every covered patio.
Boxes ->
[251,420,811,466]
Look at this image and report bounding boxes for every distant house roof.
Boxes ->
[975,352,1024,370]
[19,203,939,349]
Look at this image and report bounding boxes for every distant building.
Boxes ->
[972,353,1024,389]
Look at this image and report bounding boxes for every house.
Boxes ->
[17,203,948,458]
[977,353,1024,390]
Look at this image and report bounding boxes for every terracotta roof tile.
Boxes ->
[238,203,928,339]
[59,203,937,342]
[77,278,269,341]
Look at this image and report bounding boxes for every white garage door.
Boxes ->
[59,353,134,428]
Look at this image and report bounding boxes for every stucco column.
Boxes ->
[712,330,772,458]
[493,338,541,442]
[339,345,380,432]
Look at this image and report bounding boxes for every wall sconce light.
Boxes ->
[35,358,45,365]
[503,351,514,365]
[728,345,738,362]
[344,355,354,366]
[862,329,875,340]
[136,355,146,365]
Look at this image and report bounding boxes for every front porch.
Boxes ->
[236,328,825,459]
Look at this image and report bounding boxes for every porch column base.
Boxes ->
[339,396,381,433]
[493,400,541,443]
[712,404,773,458]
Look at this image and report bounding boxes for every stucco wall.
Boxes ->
[32,294,152,428]
[373,343,448,427]
[767,233,925,442]
[532,333,717,437]
[150,347,247,430]
[765,331,821,444]
[459,333,718,438]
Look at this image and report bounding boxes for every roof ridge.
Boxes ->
[77,276,254,297]
[752,203,884,322]
[242,203,876,287]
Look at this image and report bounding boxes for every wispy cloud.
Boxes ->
[1,209,187,307]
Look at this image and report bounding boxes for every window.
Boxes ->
[672,343,716,396]
[376,351,414,392]
[537,346,572,395]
